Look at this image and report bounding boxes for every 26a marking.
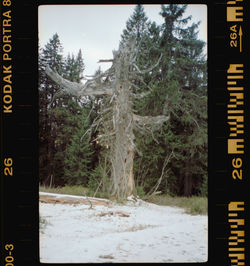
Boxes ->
[229,25,243,52]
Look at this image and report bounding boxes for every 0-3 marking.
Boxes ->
[4,244,14,266]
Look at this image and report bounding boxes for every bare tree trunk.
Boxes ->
[111,80,136,199]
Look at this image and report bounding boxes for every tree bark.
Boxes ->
[111,78,136,198]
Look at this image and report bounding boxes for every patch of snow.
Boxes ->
[39,191,111,203]
[39,193,208,263]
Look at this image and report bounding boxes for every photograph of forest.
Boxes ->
[39,4,208,263]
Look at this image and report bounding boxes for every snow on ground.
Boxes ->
[39,192,208,263]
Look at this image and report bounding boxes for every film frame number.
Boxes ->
[229,25,238,48]
[3,158,13,176]
[5,244,14,266]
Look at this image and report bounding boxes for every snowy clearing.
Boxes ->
[39,192,208,263]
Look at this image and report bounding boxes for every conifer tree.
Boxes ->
[121,4,148,45]
[62,101,93,186]
[39,34,94,187]
[62,49,93,186]
[65,49,85,82]
[133,5,207,197]
[39,33,65,186]
[158,4,207,196]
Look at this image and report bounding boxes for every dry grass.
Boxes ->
[39,185,207,215]
[148,195,207,215]
[39,185,88,196]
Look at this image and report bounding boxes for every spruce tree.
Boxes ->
[64,49,85,83]
[121,4,148,45]
[38,33,65,186]
[51,48,94,186]
[62,49,94,186]
[133,4,207,197]
[39,34,94,187]
[158,4,207,196]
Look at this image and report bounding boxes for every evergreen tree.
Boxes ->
[50,48,93,186]
[121,4,148,45]
[133,4,207,197]
[158,4,207,196]
[39,34,94,187]
[120,4,153,77]
[58,101,93,186]
[64,49,85,82]
[38,33,65,186]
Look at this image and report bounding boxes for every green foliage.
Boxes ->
[121,4,148,45]
[39,5,207,199]
[39,33,65,185]
[39,184,87,196]
[188,197,208,215]
[131,4,207,197]
[87,154,111,199]
[87,165,102,193]
[39,33,94,187]
[149,194,207,215]
[136,186,146,198]
[199,174,208,197]
[63,107,93,186]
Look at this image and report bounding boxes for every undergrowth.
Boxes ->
[39,185,88,196]
[39,185,207,215]
[148,194,208,215]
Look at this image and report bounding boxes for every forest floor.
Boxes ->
[39,192,208,263]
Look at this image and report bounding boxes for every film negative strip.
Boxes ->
[211,1,248,265]
[0,0,39,265]
[0,0,248,265]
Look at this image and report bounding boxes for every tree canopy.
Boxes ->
[39,5,207,198]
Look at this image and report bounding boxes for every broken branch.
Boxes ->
[133,113,169,128]
[45,66,113,96]
[98,59,114,63]
[133,54,162,74]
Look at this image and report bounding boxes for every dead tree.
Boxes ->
[45,38,169,200]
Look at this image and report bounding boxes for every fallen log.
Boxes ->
[39,192,111,207]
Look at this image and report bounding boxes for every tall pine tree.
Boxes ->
[159,4,207,196]
[132,5,207,196]
[39,33,65,186]
[39,34,94,187]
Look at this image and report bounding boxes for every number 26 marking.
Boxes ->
[4,158,13,176]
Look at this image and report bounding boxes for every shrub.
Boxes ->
[136,186,146,198]
[149,194,207,215]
